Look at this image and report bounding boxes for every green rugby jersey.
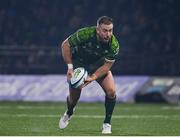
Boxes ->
[68,26,119,72]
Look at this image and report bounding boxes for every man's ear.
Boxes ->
[96,26,99,34]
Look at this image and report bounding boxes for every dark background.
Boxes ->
[0,0,179,75]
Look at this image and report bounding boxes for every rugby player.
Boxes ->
[59,16,119,134]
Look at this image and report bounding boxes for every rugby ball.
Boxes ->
[70,67,88,88]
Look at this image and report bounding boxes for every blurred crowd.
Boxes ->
[0,0,179,54]
[0,0,180,75]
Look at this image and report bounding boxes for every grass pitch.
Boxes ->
[0,101,180,136]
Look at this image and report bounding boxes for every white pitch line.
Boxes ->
[162,106,180,110]
[75,115,180,119]
[0,106,99,110]
[1,105,180,111]
[0,114,180,119]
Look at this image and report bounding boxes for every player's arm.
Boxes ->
[61,38,72,65]
[85,60,114,83]
[84,36,119,85]
[94,59,114,78]
[61,28,90,81]
[61,38,73,80]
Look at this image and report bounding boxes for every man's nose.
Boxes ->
[107,31,111,36]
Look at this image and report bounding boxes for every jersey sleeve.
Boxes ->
[105,36,120,62]
[68,27,95,47]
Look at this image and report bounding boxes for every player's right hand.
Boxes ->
[67,68,73,83]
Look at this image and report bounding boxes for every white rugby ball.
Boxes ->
[70,67,88,88]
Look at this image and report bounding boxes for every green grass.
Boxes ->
[0,101,180,136]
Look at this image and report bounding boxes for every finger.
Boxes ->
[68,73,72,78]
[85,78,92,82]
[81,81,91,88]
[67,73,72,82]
[67,75,71,83]
[67,71,73,77]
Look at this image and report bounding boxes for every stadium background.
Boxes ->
[0,0,179,75]
[0,0,180,135]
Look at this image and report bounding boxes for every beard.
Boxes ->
[96,32,111,43]
[101,36,111,43]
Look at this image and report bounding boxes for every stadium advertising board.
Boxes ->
[0,75,148,102]
[135,77,180,104]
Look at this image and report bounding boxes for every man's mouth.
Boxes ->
[104,37,109,41]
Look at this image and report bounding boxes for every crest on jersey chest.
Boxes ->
[86,42,100,49]
[87,42,92,47]
[104,50,108,54]
[96,45,100,49]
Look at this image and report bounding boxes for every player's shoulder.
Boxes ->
[71,26,96,42]
[110,35,120,54]
[68,26,96,46]
[77,26,96,37]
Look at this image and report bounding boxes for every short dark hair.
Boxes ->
[97,16,113,25]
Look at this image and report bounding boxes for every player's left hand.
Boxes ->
[81,74,97,88]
